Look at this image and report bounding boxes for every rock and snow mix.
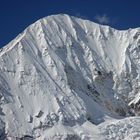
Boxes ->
[0,14,140,139]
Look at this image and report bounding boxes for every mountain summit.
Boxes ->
[0,14,140,139]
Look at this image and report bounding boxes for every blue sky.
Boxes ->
[0,0,140,47]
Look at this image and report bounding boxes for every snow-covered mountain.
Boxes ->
[0,14,140,140]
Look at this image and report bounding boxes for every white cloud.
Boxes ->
[95,14,110,24]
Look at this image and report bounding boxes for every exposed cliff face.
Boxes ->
[0,14,140,139]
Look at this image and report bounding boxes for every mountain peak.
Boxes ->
[0,14,140,139]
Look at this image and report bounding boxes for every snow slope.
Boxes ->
[0,14,140,139]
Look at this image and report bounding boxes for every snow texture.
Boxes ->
[0,14,140,140]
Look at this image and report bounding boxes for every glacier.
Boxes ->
[0,14,140,140]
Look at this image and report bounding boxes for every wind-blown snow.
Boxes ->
[0,14,140,139]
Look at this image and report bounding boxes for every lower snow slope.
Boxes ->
[0,14,140,139]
